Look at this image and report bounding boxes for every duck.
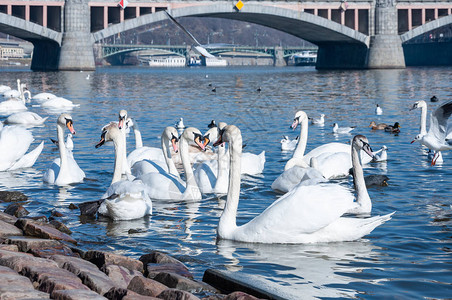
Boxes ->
[214,125,394,243]
[375,104,383,115]
[309,114,325,125]
[4,111,48,127]
[384,122,400,133]
[138,127,205,200]
[280,135,299,151]
[95,123,152,220]
[430,95,439,102]
[369,121,388,130]
[43,114,85,185]
[332,123,355,134]
[0,123,44,171]
[208,120,217,128]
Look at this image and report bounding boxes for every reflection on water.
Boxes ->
[0,66,451,298]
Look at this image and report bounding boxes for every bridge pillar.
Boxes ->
[367,0,405,68]
[273,46,286,66]
[58,0,95,71]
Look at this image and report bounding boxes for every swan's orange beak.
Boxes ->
[194,135,205,151]
[118,118,125,130]
[203,136,210,147]
[171,135,179,153]
[66,119,76,135]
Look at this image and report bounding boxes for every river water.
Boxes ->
[0,66,451,299]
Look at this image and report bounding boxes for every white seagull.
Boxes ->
[375,104,383,115]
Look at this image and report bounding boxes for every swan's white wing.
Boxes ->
[241,151,265,175]
[316,151,351,179]
[303,142,350,164]
[429,100,452,141]
[234,184,354,243]
[271,166,325,194]
[0,126,33,171]
[4,112,47,126]
[8,141,44,170]
[127,146,164,168]
[131,159,169,178]
[194,160,218,194]
[139,172,186,200]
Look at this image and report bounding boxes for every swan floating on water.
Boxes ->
[43,114,85,185]
[95,122,152,220]
[215,125,394,243]
[4,111,48,127]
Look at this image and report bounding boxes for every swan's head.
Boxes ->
[163,126,179,153]
[95,122,120,148]
[182,127,205,151]
[213,125,241,147]
[410,100,427,111]
[58,113,76,135]
[291,111,307,130]
[118,110,128,129]
[202,127,219,148]
[353,135,374,158]
[125,117,134,129]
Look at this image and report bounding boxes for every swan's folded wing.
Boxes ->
[8,141,44,170]
[244,184,354,238]
[0,126,33,171]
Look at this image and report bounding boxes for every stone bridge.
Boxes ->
[0,0,451,70]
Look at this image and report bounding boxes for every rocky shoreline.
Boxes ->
[0,191,265,300]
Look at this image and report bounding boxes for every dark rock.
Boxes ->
[4,203,29,217]
[140,251,187,270]
[51,289,107,300]
[0,191,28,202]
[29,244,79,259]
[0,211,18,224]
[223,291,259,300]
[123,290,160,299]
[14,219,77,244]
[154,272,218,294]
[85,250,143,273]
[146,263,193,279]
[104,287,128,300]
[79,200,104,216]
[26,215,49,223]
[68,203,78,210]
[51,210,65,218]
[0,219,23,237]
[127,276,167,297]
[7,236,61,252]
[50,254,116,295]
[157,288,200,300]
[103,264,144,289]
[49,220,73,235]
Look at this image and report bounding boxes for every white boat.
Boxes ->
[201,56,228,67]
[148,57,186,67]
[293,51,317,66]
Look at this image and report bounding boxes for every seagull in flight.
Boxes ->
[412,99,452,165]
[165,11,216,59]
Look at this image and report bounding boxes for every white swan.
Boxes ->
[1,79,24,98]
[410,100,452,165]
[332,123,355,134]
[0,123,44,171]
[32,92,57,103]
[280,135,298,151]
[215,125,394,243]
[41,96,79,109]
[95,123,152,220]
[194,124,229,194]
[130,125,180,178]
[283,111,369,181]
[0,85,11,93]
[139,127,205,200]
[4,111,48,127]
[43,114,85,185]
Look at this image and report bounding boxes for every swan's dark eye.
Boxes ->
[65,118,73,126]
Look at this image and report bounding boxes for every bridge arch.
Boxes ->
[401,14,452,43]
[91,4,369,47]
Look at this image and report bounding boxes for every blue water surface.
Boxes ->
[0,66,451,299]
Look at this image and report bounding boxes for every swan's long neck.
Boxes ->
[214,143,228,191]
[293,118,308,159]
[56,123,68,179]
[111,135,125,185]
[218,134,242,237]
[179,137,200,198]
[420,105,427,136]
[120,127,131,175]
[351,144,372,213]
[161,134,179,177]
[133,123,143,148]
